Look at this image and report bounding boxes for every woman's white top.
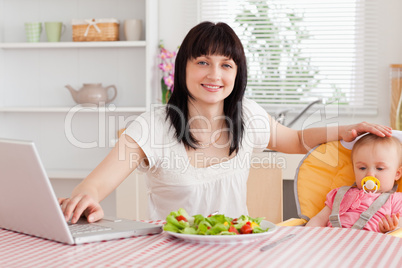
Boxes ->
[124,98,270,220]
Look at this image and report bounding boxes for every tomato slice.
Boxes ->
[240,224,253,234]
[228,225,239,234]
[176,215,188,222]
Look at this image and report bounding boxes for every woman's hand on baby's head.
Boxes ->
[59,194,104,224]
[341,122,392,142]
[378,213,400,233]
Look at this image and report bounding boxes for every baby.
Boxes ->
[306,134,402,233]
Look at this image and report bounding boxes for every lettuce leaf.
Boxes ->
[181,227,198,235]
[165,215,189,230]
[206,223,228,235]
[219,231,237,235]
[197,223,209,235]
[252,227,269,233]
[163,222,180,232]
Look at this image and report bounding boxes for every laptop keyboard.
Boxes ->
[68,224,112,235]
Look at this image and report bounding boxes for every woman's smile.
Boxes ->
[202,83,223,92]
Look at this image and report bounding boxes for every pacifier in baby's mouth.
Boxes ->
[361,176,381,193]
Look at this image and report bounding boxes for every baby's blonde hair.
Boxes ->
[351,134,402,166]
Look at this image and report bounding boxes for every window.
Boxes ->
[199,0,378,115]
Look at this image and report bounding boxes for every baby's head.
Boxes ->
[351,134,402,192]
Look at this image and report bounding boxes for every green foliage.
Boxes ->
[235,1,324,105]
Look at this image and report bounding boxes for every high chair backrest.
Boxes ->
[294,140,402,222]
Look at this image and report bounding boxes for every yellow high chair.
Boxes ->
[277,140,402,238]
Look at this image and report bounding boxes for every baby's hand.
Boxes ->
[378,213,400,233]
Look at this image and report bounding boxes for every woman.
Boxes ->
[60,21,391,222]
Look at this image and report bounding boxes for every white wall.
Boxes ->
[158,0,402,127]
[158,0,198,52]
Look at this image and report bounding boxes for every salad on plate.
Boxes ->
[163,208,271,235]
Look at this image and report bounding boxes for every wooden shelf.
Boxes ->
[0,41,146,49]
[0,106,146,113]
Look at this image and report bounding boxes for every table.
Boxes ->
[1,221,401,268]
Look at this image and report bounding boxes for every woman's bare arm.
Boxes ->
[60,134,146,223]
[268,117,392,154]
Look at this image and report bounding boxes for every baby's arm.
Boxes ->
[378,213,400,233]
[306,205,332,227]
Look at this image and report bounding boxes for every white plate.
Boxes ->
[166,220,277,244]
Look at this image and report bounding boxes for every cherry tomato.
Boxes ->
[240,224,253,234]
[228,225,239,234]
[176,215,187,222]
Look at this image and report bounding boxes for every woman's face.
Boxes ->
[185,54,237,105]
[353,142,402,192]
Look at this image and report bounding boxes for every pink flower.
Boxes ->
[163,74,174,89]
[166,51,176,59]
[159,48,169,60]
[158,62,174,72]
[158,42,177,102]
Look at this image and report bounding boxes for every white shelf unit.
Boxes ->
[0,0,159,178]
[0,106,147,113]
[0,40,146,49]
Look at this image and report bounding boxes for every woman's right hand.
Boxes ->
[56,135,145,224]
[58,195,104,224]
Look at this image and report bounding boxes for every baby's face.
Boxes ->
[353,143,402,192]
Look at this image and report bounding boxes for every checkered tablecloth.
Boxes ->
[1,221,401,267]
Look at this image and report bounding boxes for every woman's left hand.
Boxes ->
[340,122,392,142]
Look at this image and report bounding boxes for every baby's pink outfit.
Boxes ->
[325,187,402,232]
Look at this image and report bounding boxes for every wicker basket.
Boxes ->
[72,18,119,42]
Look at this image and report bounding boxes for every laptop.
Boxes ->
[0,138,162,245]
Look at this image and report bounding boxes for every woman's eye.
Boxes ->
[197,61,208,66]
[223,64,232,68]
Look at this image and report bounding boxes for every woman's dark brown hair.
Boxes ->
[166,21,247,155]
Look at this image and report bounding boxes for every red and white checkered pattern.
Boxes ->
[1,221,401,267]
